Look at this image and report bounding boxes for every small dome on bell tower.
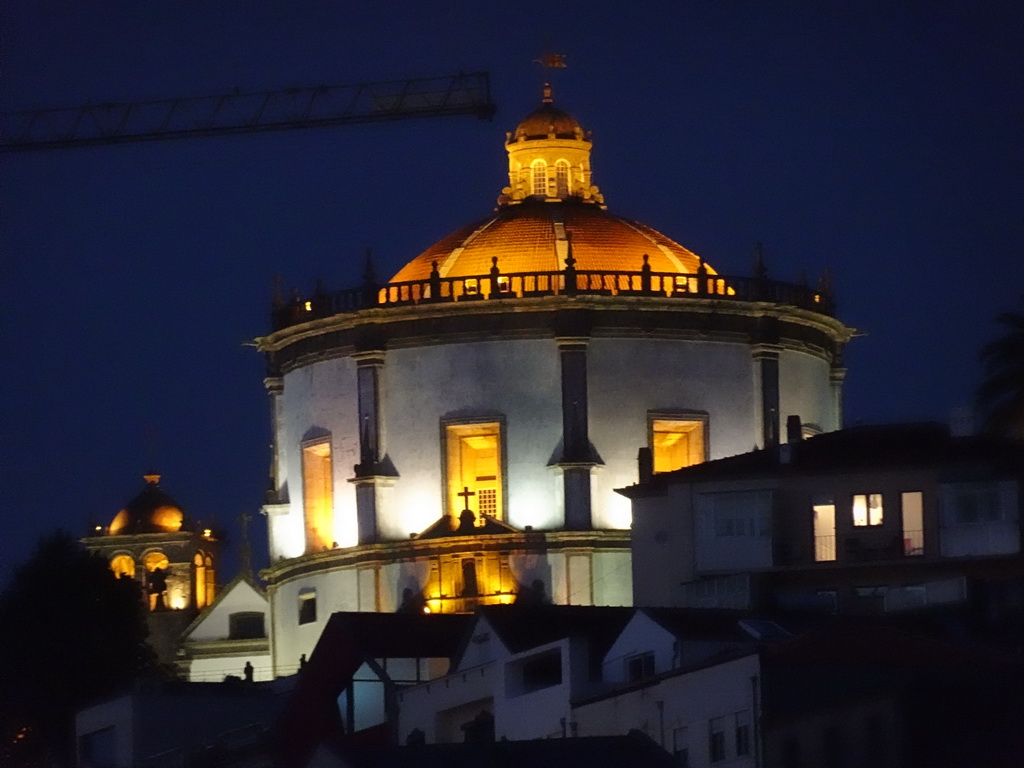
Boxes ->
[501,84,603,207]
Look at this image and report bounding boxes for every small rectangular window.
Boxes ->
[298,588,317,625]
[625,651,655,681]
[852,493,883,527]
[229,611,266,639]
[709,717,727,762]
[672,726,689,767]
[650,413,708,473]
[735,710,751,756]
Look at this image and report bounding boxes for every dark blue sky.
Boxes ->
[2,2,1022,586]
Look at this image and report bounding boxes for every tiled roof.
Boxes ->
[389,200,707,282]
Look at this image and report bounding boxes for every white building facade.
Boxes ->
[255,86,853,674]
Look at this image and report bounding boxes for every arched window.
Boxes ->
[555,161,570,197]
[110,554,135,579]
[204,554,215,607]
[302,438,334,553]
[531,161,547,196]
[143,551,170,611]
[194,553,207,609]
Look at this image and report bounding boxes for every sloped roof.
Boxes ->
[620,422,1024,496]
[470,604,634,659]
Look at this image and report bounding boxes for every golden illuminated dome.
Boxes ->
[390,86,715,283]
[391,200,708,282]
[511,88,585,141]
[107,473,192,535]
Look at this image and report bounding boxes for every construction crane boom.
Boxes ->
[0,72,495,152]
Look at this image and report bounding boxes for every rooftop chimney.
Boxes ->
[785,415,803,444]
[637,447,653,484]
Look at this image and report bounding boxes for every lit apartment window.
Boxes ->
[812,495,836,562]
[302,439,334,552]
[445,421,503,521]
[852,493,883,527]
[298,587,317,625]
[531,161,547,196]
[650,413,708,473]
[901,491,924,555]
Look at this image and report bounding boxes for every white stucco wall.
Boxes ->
[588,338,758,529]
[383,339,563,537]
[575,653,762,767]
[184,579,268,641]
[273,357,360,559]
[778,349,838,433]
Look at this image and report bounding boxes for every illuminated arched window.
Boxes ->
[110,554,135,579]
[194,553,207,609]
[302,438,334,553]
[531,161,547,196]
[555,161,570,197]
[204,554,215,607]
[143,551,170,611]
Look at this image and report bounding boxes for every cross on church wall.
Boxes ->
[457,486,476,512]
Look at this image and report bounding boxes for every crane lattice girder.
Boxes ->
[0,72,495,152]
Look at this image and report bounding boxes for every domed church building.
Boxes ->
[82,473,220,663]
[256,86,853,672]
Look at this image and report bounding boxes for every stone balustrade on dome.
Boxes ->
[272,256,835,331]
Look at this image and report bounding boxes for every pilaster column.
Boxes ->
[752,345,781,449]
[263,376,285,503]
[830,365,847,430]
[556,336,595,530]
[351,350,390,545]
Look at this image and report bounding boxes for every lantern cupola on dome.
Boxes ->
[500,83,603,206]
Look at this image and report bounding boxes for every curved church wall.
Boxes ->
[778,349,839,434]
[587,337,758,529]
[272,356,359,559]
[382,339,563,536]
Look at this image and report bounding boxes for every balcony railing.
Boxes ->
[272,255,835,331]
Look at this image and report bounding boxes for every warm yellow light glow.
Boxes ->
[852,493,883,527]
[651,418,706,473]
[194,553,207,610]
[304,301,312,311]
[144,552,169,572]
[150,505,184,532]
[110,554,135,579]
[302,440,334,553]
[446,423,502,522]
[422,605,431,614]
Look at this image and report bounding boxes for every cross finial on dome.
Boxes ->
[542,82,553,104]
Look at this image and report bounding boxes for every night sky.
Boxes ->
[2,2,1022,587]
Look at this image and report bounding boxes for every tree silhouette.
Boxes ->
[0,532,156,767]
[977,298,1024,438]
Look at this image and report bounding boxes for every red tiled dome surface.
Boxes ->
[390,201,709,282]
